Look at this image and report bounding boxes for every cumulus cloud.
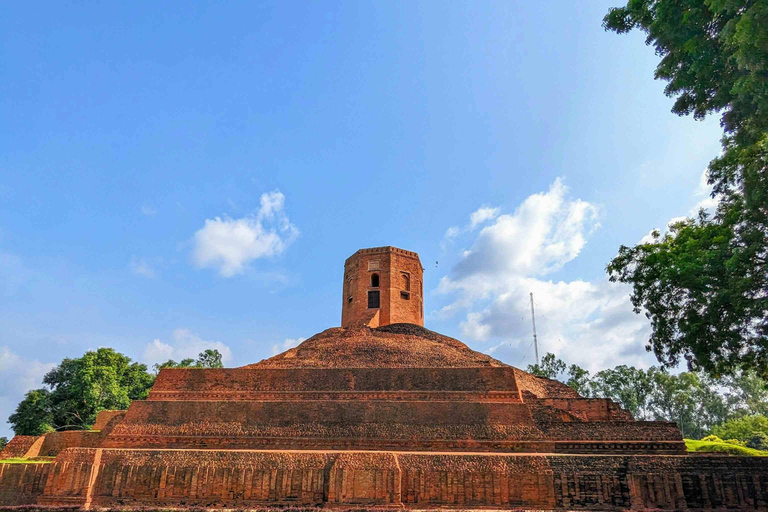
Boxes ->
[443,205,500,244]
[271,337,306,356]
[470,206,500,229]
[143,328,233,367]
[129,257,155,278]
[442,179,599,293]
[0,347,55,435]
[436,179,653,372]
[192,190,299,277]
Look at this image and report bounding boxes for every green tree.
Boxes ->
[604,0,768,378]
[8,389,54,436]
[565,364,592,397]
[525,354,591,396]
[8,348,154,434]
[153,358,196,372]
[590,365,654,420]
[722,370,768,417]
[196,349,224,368]
[712,414,768,443]
[153,349,225,373]
[695,373,733,432]
[526,353,567,379]
[647,370,728,438]
[0,437,8,450]
[746,432,768,451]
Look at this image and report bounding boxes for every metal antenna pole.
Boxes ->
[530,292,539,365]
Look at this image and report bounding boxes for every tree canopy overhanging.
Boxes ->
[603,0,768,378]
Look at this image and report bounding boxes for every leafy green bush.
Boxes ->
[701,435,722,443]
[725,438,746,447]
[747,433,768,451]
[685,439,768,457]
[711,415,768,443]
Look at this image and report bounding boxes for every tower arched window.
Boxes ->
[371,273,379,288]
[401,272,410,291]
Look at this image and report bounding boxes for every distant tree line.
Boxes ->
[8,347,223,436]
[528,353,768,446]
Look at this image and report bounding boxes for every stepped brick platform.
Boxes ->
[2,246,767,510]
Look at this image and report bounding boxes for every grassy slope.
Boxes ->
[686,439,768,456]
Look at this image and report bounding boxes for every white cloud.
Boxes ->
[637,168,721,245]
[436,179,653,372]
[694,169,711,197]
[443,206,501,244]
[689,196,719,217]
[444,225,461,239]
[637,216,688,244]
[0,347,55,435]
[442,179,599,290]
[271,337,306,356]
[192,190,299,277]
[469,206,500,229]
[689,169,720,216]
[140,205,157,216]
[443,205,501,251]
[142,328,233,367]
[129,257,155,278]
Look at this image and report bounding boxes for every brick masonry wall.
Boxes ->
[342,247,423,328]
[0,463,51,506]
[37,431,103,457]
[91,410,126,430]
[115,400,537,428]
[150,367,520,398]
[7,448,767,510]
[535,398,633,421]
[0,436,44,459]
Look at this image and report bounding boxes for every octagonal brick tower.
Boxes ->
[341,246,423,328]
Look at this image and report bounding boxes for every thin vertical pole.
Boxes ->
[530,292,539,365]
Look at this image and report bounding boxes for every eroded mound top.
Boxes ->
[243,323,507,369]
[241,323,580,398]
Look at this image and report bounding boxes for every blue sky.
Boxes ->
[1,1,722,437]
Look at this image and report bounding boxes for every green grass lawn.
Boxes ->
[686,439,768,457]
[0,457,52,464]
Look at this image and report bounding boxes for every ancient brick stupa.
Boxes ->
[2,246,768,510]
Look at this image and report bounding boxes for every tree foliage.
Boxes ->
[526,353,566,379]
[565,364,592,397]
[712,414,768,443]
[8,348,154,435]
[592,366,654,420]
[0,437,7,450]
[8,348,227,436]
[646,369,729,438]
[528,351,767,438]
[747,432,768,450]
[722,370,768,417]
[8,389,54,436]
[153,349,224,373]
[604,0,768,378]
